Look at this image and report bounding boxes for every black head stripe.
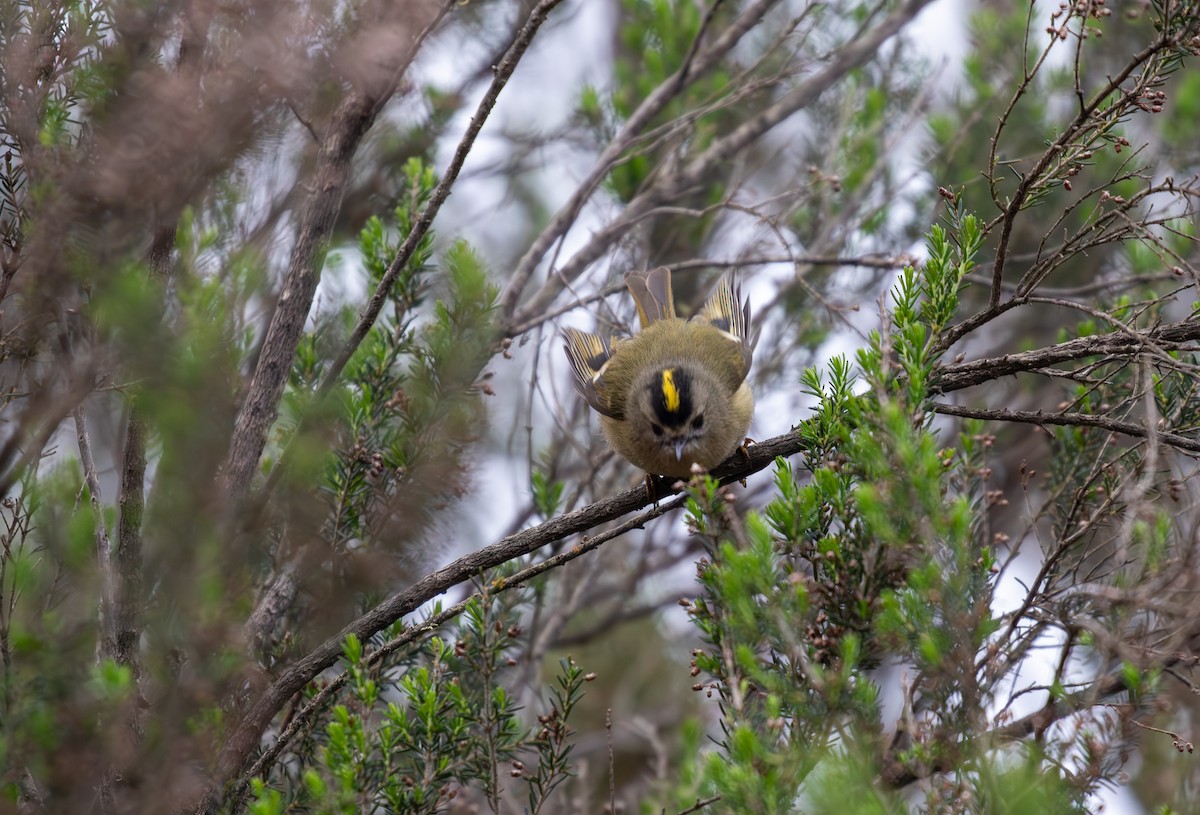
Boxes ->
[584,349,608,372]
[708,316,732,333]
[650,368,693,428]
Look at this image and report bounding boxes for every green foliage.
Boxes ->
[284,159,500,559]
[959,750,1085,815]
[248,591,586,814]
[523,656,587,814]
[1,0,1196,811]
[1162,70,1200,148]
[802,747,902,815]
[87,659,135,702]
[247,779,285,815]
[667,209,1110,812]
[604,0,731,201]
[531,468,565,519]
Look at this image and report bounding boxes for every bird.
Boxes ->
[562,266,754,479]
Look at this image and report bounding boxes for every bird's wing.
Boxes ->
[625,266,675,329]
[562,327,623,419]
[695,275,753,381]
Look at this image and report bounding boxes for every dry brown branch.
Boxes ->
[72,404,116,658]
[931,402,1200,455]
[206,430,800,808]
[505,0,937,331]
[500,0,784,324]
[240,0,567,649]
[220,86,408,502]
[115,412,146,678]
[932,317,1200,394]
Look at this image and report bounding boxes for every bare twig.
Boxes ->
[254,0,565,508]
[221,2,455,504]
[207,431,800,808]
[932,317,1200,394]
[508,0,937,330]
[73,404,116,659]
[220,87,395,502]
[987,28,1181,308]
[930,402,1200,455]
[500,0,783,325]
[324,0,565,389]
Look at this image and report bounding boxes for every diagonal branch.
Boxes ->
[241,0,567,651]
[220,2,454,504]
[932,317,1200,394]
[508,0,937,331]
[323,0,565,392]
[255,0,564,506]
[230,488,692,806]
[205,430,802,805]
[220,88,392,503]
[499,0,782,325]
[930,402,1200,455]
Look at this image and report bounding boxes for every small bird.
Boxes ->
[563,267,754,478]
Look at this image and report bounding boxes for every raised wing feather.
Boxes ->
[625,267,675,329]
[695,275,753,379]
[561,327,623,419]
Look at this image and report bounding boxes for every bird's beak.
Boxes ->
[674,441,685,461]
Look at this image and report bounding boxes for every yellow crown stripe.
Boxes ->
[661,368,681,412]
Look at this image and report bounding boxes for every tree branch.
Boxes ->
[230,484,693,805]
[880,669,1131,788]
[255,0,563,506]
[242,0,566,650]
[499,0,781,325]
[220,88,385,503]
[115,410,146,677]
[205,430,802,806]
[987,27,1175,308]
[932,317,1200,394]
[324,0,565,390]
[73,403,116,660]
[508,0,937,330]
[930,402,1200,454]
[220,1,458,503]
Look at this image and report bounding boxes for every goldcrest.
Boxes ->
[563,267,754,478]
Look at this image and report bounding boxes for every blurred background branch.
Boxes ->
[0,0,1198,812]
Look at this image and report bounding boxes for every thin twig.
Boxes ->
[325,0,565,391]
[930,402,1200,454]
[255,0,566,508]
[500,0,782,325]
[932,316,1200,394]
[208,431,800,806]
[73,404,116,659]
[508,0,937,331]
[231,487,694,802]
[987,29,1177,308]
[220,2,457,503]
[607,708,616,815]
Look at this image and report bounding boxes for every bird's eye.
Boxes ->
[650,423,664,436]
[692,414,705,430]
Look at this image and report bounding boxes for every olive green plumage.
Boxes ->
[563,267,754,478]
